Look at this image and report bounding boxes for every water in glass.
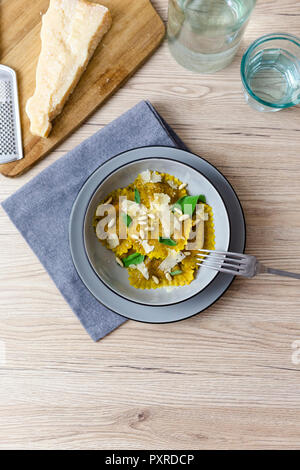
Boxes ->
[168,0,256,73]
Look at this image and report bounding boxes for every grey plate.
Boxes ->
[69,146,246,323]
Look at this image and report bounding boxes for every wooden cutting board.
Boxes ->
[0,0,165,177]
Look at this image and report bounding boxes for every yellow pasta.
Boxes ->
[93,170,215,289]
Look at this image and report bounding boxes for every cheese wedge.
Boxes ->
[26,0,112,138]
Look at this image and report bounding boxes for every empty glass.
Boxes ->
[241,33,300,112]
[167,0,256,74]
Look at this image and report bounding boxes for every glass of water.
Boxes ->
[167,0,256,74]
[241,33,300,112]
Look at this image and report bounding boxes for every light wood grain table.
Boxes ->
[1,0,300,450]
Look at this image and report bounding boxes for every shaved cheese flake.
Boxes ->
[140,170,151,183]
[141,240,154,254]
[121,199,140,218]
[167,180,178,189]
[151,172,162,183]
[158,250,186,273]
[107,233,119,249]
[140,170,162,184]
[136,262,149,280]
[152,193,171,208]
[161,209,172,237]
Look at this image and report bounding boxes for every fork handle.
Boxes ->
[259,263,300,280]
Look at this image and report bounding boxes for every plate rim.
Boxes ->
[69,145,246,324]
[83,156,231,306]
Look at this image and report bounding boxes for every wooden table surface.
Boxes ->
[1,0,300,450]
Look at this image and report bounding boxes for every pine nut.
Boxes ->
[152,275,159,285]
[179,183,188,190]
[174,207,182,215]
[166,273,172,282]
[116,257,123,267]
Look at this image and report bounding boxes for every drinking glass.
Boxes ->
[241,33,300,112]
[167,0,256,74]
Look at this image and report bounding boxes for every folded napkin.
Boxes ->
[1,101,187,341]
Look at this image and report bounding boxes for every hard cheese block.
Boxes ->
[26,0,112,138]
[0,0,165,177]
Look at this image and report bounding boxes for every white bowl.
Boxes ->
[84,158,230,306]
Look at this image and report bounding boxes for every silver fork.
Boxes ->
[196,249,300,279]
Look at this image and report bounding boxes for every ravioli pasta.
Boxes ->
[93,170,215,289]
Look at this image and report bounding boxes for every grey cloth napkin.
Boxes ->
[1,101,187,341]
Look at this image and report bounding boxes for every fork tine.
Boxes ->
[199,263,239,276]
[196,253,248,266]
[196,249,256,278]
[197,249,248,260]
[198,260,247,274]
[203,261,246,272]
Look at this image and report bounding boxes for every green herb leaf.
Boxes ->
[159,237,177,247]
[122,252,145,268]
[170,270,183,276]
[134,188,141,204]
[173,195,206,217]
[121,213,132,227]
[197,195,206,204]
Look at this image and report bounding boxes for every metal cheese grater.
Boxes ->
[0,65,23,164]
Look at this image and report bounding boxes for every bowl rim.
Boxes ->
[83,156,231,306]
